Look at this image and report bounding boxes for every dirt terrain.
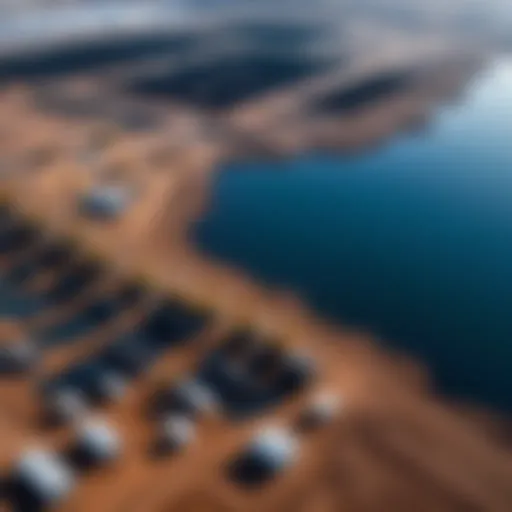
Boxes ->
[0,47,510,512]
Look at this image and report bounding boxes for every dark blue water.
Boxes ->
[193,59,512,411]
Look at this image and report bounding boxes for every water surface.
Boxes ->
[193,59,512,411]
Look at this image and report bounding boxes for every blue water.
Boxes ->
[193,59,512,411]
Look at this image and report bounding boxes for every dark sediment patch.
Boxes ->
[128,54,332,109]
[228,21,325,49]
[316,70,412,113]
[0,34,195,84]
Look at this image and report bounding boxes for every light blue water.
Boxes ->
[193,59,512,411]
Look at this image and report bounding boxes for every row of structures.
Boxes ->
[0,70,496,510]
[0,194,343,512]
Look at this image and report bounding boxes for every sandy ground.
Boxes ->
[0,52,511,511]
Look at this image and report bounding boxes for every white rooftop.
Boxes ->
[97,370,128,401]
[175,378,218,414]
[80,185,133,220]
[250,426,300,469]
[77,418,122,462]
[16,448,76,504]
[309,391,342,419]
[161,414,196,449]
[48,388,88,424]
